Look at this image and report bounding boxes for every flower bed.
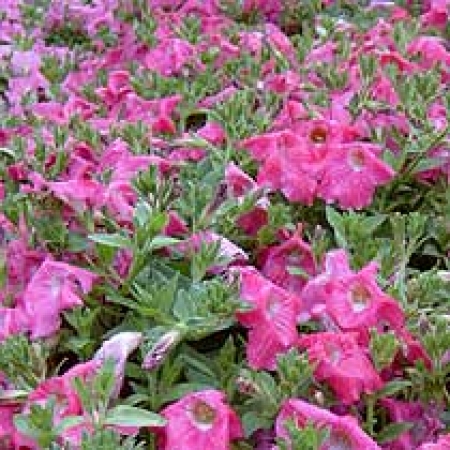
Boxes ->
[0,0,449,448]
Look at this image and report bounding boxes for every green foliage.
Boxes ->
[276,420,329,450]
[238,350,315,437]
[369,330,399,372]
[0,335,48,390]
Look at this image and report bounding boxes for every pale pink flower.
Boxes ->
[300,249,352,320]
[177,231,248,266]
[199,86,238,108]
[94,331,143,398]
[102,180,137,224]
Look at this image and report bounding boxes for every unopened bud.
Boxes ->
[142,330,181,370]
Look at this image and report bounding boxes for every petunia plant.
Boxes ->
[1,0,450,448]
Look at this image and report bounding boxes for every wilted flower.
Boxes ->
[94,331,143,398]
[142,330,181,370]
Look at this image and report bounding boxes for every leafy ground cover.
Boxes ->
[0,0,450,448]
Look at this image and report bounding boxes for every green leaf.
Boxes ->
[88,233,133,249]
[55,415,85,434]
[375,379,412,399]
[104,405,166,428]
[242,411,272,438]
[0,389,29,404]
[13,415,37,439]
[325,206,347,248]
[411,157,447,175]
[147,236,181,251]
[376,422,413,444]
[161,382,210,404]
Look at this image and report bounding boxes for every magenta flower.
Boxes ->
[381,398,444,450]
[241,130,322,205]
[275,399,381,449]
[224,163,268,235]
[22,258,98,339]
[1,403,37,449]
[421,0,450,28]
[236,267,301,369]
[240,124,393,209]
[298,332,383,404]
[157,390,243,450]
[324,261,405,343]
[418,434,450,450]
[144,38,199,77]
[301,249,406,345]
[45,178,106,212]
[318,143,395,209]
[19,361,99,447]
[27,360,99,418]
[259,228,316,295]
[300,249,353,321]
[177,231,248,267]
[407,36,450,69]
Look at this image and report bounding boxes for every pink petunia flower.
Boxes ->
[381,398,444,450]
[298,332,383,404]
[22,258,98,339]
[259,227,316,295]
[417,434,450,450]
[236,267,301,369]
[317,143,395,209]
[300,249,353,321]
[27,360,99,419]
[322,259,405,343]
[224,163,269,235]
[157,390,243,450]
[45,178,106,212]
[407,36,450,69]
[176,231,248,269]
[144,38,200,77]
[421,0,450,28]
[241,130,322,205]
[275,399,381,449]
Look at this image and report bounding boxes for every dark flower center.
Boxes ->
[191,400,217,426]
[349,147,366,170]
[350,284,371,312]
[309,126,328,143]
